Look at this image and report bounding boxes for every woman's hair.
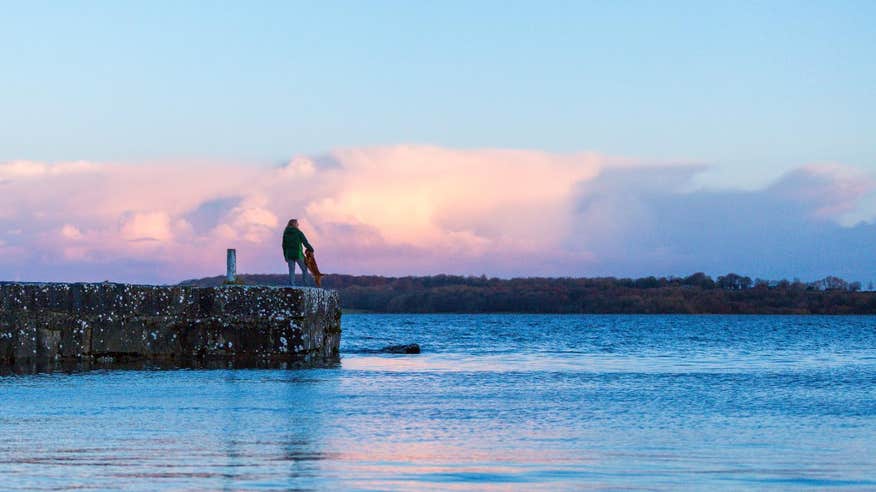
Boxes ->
[288,219,298,227]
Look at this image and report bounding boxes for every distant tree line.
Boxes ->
[179,272,876,314]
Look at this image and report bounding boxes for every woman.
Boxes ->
[282,219,314,286]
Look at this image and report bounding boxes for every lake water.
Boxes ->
[2,314,875,490]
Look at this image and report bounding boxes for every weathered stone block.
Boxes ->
[13,318,38,361]
[59,318,91,358]
[0,329,14,362]
[0,282,341,367]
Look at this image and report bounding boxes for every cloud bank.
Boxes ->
[0,147,874,284]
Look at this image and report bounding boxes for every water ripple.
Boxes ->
[1,314,875,490]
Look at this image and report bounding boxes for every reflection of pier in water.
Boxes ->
[217,370,342,488]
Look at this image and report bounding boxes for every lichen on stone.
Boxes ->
[0,282,341,367]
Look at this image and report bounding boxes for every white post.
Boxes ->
[226,249,236,283]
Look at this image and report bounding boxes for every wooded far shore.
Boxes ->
[180,273,876,314]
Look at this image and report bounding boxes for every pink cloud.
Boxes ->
[0,147,873,283]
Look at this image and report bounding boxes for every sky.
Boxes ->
[1,1,875,284]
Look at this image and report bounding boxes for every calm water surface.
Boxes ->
[2,314,876,490]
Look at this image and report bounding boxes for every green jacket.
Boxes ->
[282,226,313,261]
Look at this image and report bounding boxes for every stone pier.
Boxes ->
[0,282,341,368]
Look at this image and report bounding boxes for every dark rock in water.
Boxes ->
[381,343,420,354]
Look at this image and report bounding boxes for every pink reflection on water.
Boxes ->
[325,442,595,490]
[340,354,589,373]
[341,350,858,374]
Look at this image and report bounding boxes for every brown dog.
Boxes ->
[305,249,323,287]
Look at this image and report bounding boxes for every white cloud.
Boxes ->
[0,160,101,180]
[279,156,317,179]
[60,224,83,240]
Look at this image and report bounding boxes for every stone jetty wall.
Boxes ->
[0,282,341,367]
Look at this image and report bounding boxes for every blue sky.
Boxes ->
[2,1,874,185]
[1,1,875,283]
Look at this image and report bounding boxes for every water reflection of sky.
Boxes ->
[2,314,876,490]
[342,350,876,374]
